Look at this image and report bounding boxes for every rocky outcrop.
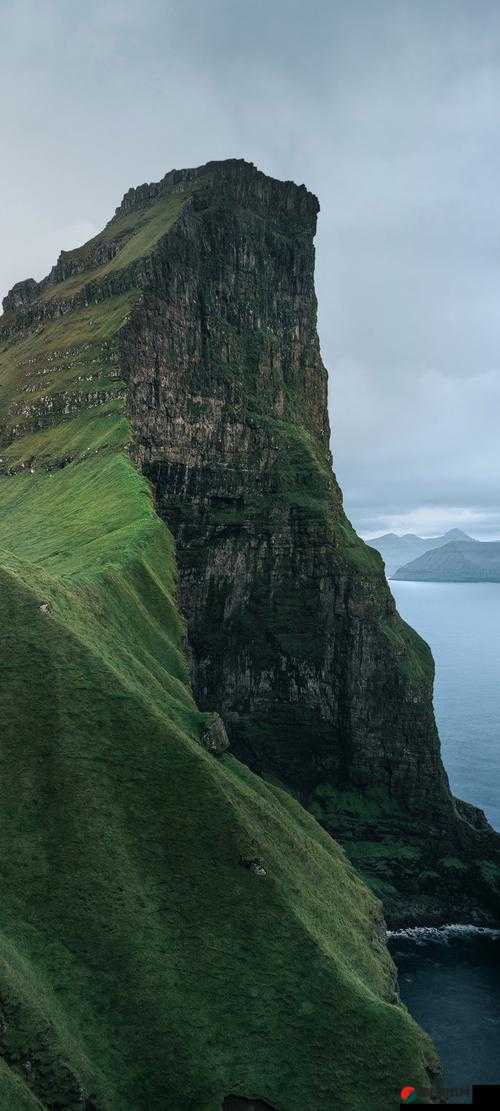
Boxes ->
[120,159,499,926]
[200,711,230,754]
[2,278,39,314]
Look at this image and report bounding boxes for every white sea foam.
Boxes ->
[387,923,500,944]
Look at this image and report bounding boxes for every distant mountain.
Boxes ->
[393,539,500,581]
[368,528,473,576]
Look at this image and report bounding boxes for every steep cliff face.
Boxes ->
[121,159,499,926]
[0,161,443,1110]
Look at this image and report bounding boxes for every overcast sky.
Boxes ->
[1,0,499,538]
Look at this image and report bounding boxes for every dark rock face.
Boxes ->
[121,159,500,925]
[2,277,39,314]
[200,711,230,754]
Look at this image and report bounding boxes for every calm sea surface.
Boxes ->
[387,926,500,1105]
[391,581,500,831]
[389,582,500,1103]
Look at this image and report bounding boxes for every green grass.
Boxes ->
[0,294,135,400]
[441,857,468,872]
[42,191,188,301]
[346,841,422,863]
[0,454,156,577]
[0,294,136,475]
[0,1061,43,1110]
[381,614,435,684]
[0,191,438,1109]
[363,877,399,900]
[0,399,129,469]
[0,458,438,1110]
[309,785,405,825]
[337,516,386,576]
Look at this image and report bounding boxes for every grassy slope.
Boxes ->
[40,191,187,302]
[0,183,437,1109]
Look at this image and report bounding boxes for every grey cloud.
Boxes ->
[1,0,499,535]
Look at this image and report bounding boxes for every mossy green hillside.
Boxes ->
[306,781,500,924]
[41,190,188,302]
[0,295,137,474]
[0,180,438,1108]
[0,399,129,470]
[0,458,438,1109]
[0,295,134,400]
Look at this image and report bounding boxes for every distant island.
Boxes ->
[393,538,500,582]
[368,528,473,576]
[368,528,500,581]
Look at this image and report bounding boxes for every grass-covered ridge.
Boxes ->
[41,191,188,303]
[0,175,438,1108]
[0,457,438,1109]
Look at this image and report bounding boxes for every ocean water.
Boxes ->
[387,926,500,1104]
[388,582,500,1101]
[391,581,500,831]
